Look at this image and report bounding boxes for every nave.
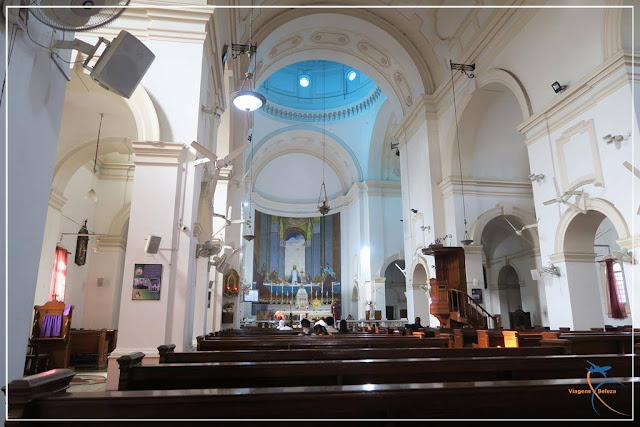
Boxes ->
[2,0,639,422]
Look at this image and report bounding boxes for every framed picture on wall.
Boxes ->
[471,288,483,304]
[132,263,162,300]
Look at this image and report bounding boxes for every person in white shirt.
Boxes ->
[277,319,292,330]
[325,317,339,334]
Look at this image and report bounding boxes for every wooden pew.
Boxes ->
[540,332,638,354]
[159,344,567,363]
[117,353,635,391]
[8,369,635,420]
[197,336,450,351]
[69,329,108,369]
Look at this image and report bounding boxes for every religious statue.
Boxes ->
[288,265,300,284]
[295,282,309,309]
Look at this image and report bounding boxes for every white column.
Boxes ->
[547,252,605,330]
[192,253,210,346]
[372,277,386,319]
[83,236,127,329]
[106,142,185,390]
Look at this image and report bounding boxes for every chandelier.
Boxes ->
[317,61,330,215]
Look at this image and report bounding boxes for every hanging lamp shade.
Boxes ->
[232,90,266,112]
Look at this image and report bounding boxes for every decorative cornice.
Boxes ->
[519,51,631,145]
[85,1,214,44]
[549,252,597,264]
[98,235,128,250]
[260,87,384,123]
[616,236,640,250]
[463,244,484,256]
[439,177,533,198]
[49,189,68,212]
[132,141,185,166]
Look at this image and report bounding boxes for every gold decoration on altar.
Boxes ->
[311,298,322,309]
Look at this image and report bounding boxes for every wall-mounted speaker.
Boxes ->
[90,31,156,99]
[145,235,162,254]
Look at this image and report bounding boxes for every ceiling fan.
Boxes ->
[192,141,248,202]
[504,217,534,245]
[597,249,637,265]
[196,240,221,258]
[209,253,230,274]
[622,161,640,214]
[543,177,590,214]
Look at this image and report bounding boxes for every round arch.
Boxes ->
[253,13,426,117]
[554,198,631,255]
[409,255,431,289]
[375,252,404,278]
[441,68,532,179]
[251,9,435,94]
[468,204,540,249]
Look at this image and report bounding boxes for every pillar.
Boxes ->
[547,252,605,330]
[106,142,186,390]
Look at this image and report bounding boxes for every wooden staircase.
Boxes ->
[440,289,501,329]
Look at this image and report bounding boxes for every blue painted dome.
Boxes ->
[258,60,376,111]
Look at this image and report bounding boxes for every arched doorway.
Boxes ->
[409,261,432,326]
[559,210,632,329]
[384,260,406,320]
[497,265,523,329]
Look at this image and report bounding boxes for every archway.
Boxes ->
[555,210,632,329]
[497,265,523,329]
[384,260,406,320]
[409,260,432,326]
[477,211,543,328]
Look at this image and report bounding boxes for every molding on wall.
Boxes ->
[554,118,605,192]
[616,235,640,249]
[393,94,438,144]
[132,141,186,166]
[520,51,631,146]
[549,252,597,264]
[48,189,68,212]
[98,235,128,251]
[439,177,533,199]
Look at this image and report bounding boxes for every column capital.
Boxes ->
[132,141,186,166]
[48,189,67,212]
[549,252,597,264]
[463,244,484,256]
[616,235,640,250]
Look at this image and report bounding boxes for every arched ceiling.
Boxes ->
[258,60,376,111]
[480,215,535,260]
[240,1,510,94]
[248,128,361,197]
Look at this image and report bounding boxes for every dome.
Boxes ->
[258,60,376,111]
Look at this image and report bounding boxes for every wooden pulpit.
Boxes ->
[30,300,73,369]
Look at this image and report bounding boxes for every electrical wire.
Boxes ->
[450,62,470,238]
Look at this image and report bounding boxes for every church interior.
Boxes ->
[1,0,639,421]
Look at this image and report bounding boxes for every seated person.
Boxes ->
[313,324,329,336]
[407,316,424,332]
[313,318,328,329]
[277,319,292,331]
[299,318,312,335]
[325,317,339,334]
[338,319,350,333]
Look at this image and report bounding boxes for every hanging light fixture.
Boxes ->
[230,1,266,112]
[85,113,104,203]
[450,60,475,246]
[317,61,331,216]
[243,132,256,242]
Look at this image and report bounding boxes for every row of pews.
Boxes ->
[5,327,638,421]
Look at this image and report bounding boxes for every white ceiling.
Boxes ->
[254,153,343,204]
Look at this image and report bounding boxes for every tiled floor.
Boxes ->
[67,369,108,393]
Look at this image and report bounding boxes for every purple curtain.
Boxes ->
[39,306,70,337]
[605,259,627,319]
